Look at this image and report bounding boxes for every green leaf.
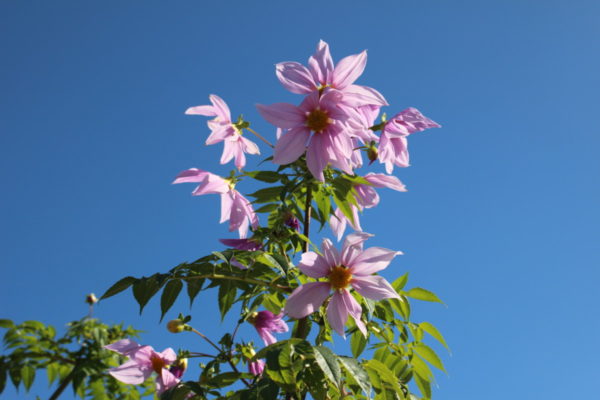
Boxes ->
[256,253,285,274]
[265,341,296,391]
[218,280,236,321]
[392,273,409,292]
[339,356,371,396]
[160,280,183,321]
[254,203,280,213]
[414,372,431,399]
[100,276,137,300]
[419,322,450,352]
[248,186,285,203]
[132,275,163,314]
[410,354,433,381]
[414,344,446,372]
[186,279,204,307]
[365,359,402,399]
[405,287,443,304]
[207,372,251,388]
[21,365,35,391]
[0,363,6,393]
[312,188,331,228]
[350,330,367,358]
[313,346,341,389]
[245,170,282,183]
[47,363,59,385]
[0,320,14,329]
[332,192,355,226]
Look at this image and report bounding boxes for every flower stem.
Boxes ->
[245,127,274,148]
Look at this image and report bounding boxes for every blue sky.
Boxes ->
[2,1,599,399]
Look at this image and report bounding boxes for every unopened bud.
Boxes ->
[367,143,378,165]
[169,358,188,379]
[167,319,186,333]
[246,312,258,325]
[85,293,98,305]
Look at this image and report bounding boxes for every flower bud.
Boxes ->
[367,142,378,165]
[167,319,186,333]
[169,358,188,379]
[85,293,98,305]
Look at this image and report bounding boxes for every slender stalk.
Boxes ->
[246,127,274,148]
[180,274,292,293]
[302,184,313,253]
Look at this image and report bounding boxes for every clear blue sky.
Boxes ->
[2,1,599,399]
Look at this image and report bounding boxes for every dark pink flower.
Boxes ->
[378,108,440,173]
[104,339,180,394]
[248,310,289,346]
[248,359,265,376]
[186,95,259,170]
[173,169,259,238]
[284,233,401,337]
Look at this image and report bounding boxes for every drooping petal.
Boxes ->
[220,140,237,165]
[332,50,367,89]
[320,238,341,267]
[391,107,441,134]
[248,359,265,376]
[305,134,329,182]
[257,327,277,345]
[354,184,380,208]
[256,103,305,129]
[273,127,310,165]
[364,173,407,192]
[350,247,402,276]
[208,94,231,121]
[220,191,233,224]
[219,238,263,251]
[233,142,246,171]
[156,369,180,394]
[308,40,333,86]
[284,282,331,319]
[329,208,348,242]
[351,275,400,300]
[108,360,149,385]
[340,289,367,336]
[297,251,331,278]
[104,339,141,357]
[205,124,235,145]
[240,136,260,155]
[276,62,317,94]
[341,232,373,266]
[326,291,349,337]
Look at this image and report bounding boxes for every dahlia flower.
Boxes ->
[248,310,289,346]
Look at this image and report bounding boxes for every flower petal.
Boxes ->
[172,168,209,184]
[276,62,317,94]
[185,105,216,116]
[273,127,310,165]
[156,369,180,394]
[297,251,331,278]
[332,51,367,89]
[350,247,402,276]
[342,84,388,107]
[329,208,347,242]
[108,360,149,385]
[320,238,341,266]
[308,40,333,86]
[340,289,367,336]
[351,275,400,300]
[209,94,231,121]
[104,339,141,357]
[326,291,349,337]
[364,173,407,192]
[159,348,177,365]
[256,103,305,129]
[341,232,373,266]
[305,134,328,182]
[220,191,233,224]
[205,124,234,145]
[284,282,331,319]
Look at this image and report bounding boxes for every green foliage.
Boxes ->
[0,317,154,399]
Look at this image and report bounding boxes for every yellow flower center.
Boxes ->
[306,108,331,133]
[150,355,167,374]
[328,265,353,290]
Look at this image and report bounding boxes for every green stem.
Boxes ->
[245,127,274,148]
[180,274,292,293]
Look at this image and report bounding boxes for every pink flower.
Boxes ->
[275,40,387,107]
[257,90,355,181]
[248,359,265,376]
[105,339,180,394]
[284,233,401,337]
[378,108,441,173]
[329,173,407,240]
[219,238,263,251]
[248,310,289,346]
[186,94,259,170]
[173,169,259,238]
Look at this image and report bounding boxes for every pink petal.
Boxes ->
[340,289,367,336]
[350,247,402,276]
[332,51,367,89]
[297,251,331,278]
[327,291,349,337]
[240,136,260,155]
[329,208,348,242]
[364,173,407,192]
[257,327,277,345]
[320,238,341,267]
[158,348,177,365]
[208,94,232,122]
[108,360,149,385]
[392,107,441,134]
[308,40,333,86]
[276,62,317,94]
[185,105,216,116]
[156,369,180,394]
[273,127,310,165]
[220,191,233,224]
[355,185,380,209]
[104,339,141,357]
[220,140,236,165]
[342,85,388,107]
[256,103,305,129]
[191,173,230,195]
[305,134,328,182]
[131,345,156,366]
[341,232,373,266]
[172,168,209,184]
[205,125,234,145]
[233,142,246,171]
[284,282,331,319]
[351,275,400,301]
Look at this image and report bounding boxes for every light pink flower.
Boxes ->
[329,174,407,240]
[248,359,265,376]
[284,233,401,337]
[257,90,355,181]
[105,339,180,394]
[378,108,441,174]
[275,40,387,107]
[249,310,289,346]
[173,169,259,238]
[186,94,259,170]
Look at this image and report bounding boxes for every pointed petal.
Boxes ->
[350,247,402,276]
[104,339,141,357]
[209,94,231,121]
[108,360,148,385]
[284,282,331,319]
[205,125,234,145]
[351,275,400,300]
[326,291,349,337]
[220,192,233,223]
[191,173,230,195]
[220,140,236,165]
[321,238,341,266]
[364,173,407,192]
[256,103,305,129]
[257,327,277,345]
[172,168,209,184]
[342,84,388,107]
[332,51,367,89]
[393,107,441,134]
[341,232,373,266]
[159,348,177,365]
[240,136,260,155]
[308,40,333,85]
[329,208,347,242]
[185,105,217,116]
[297,251,331,278]
[273,127,310,165]
[156,369,180,394]
[276,62,317,94]
[305,134,328,181]
[341,289,367,336]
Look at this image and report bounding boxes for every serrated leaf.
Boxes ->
[365,359,402,399]
[160,280,183,321]
[132,275,164,314]
[339,356,371,396]
[419,322,450,352]
[405,288,443,304]
[186,279,204,307]
[313,346,341,390]
[414,344,445,372]
[217,281,236,321]
[100,276,137,300]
